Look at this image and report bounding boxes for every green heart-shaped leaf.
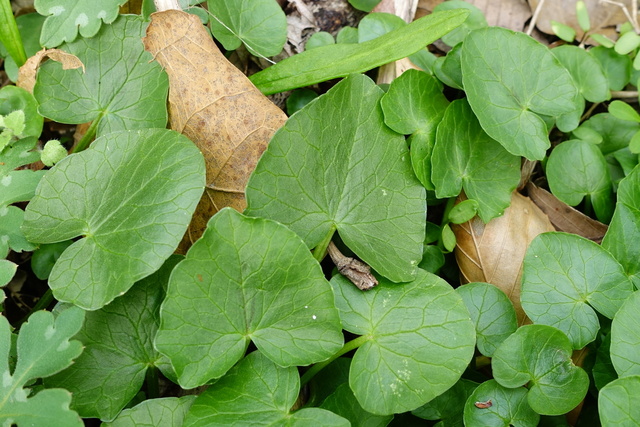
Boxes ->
[246,74,426,282]
[331,270,475,415]
[22,129,205,310]
[432,99,520,222]
[183,351,349,427]
[492,325,588,415]
[103,396,196,427]
[603,165,640,286]
[457,282,517,357]
[462,27,578,160]
[611,291,640,377]
[598,376,640,425]
[522,232,633,349]
[463,380,539,427]
[45,257,181,421]
[156,208,343,389]
[207,0,286,57]
[34,15,168,137]
[552,45,609,103]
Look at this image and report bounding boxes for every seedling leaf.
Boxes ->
[331,270,476,415]
[492,325,589,415]
[552,45,609,103]
[155,208,343,389]
[246,74,426,282]
[22,129,205,310]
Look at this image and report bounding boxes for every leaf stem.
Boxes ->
[71,115,102,153]
[611,90,639,99]
[300,335,368,386]
[312,226,336,263]
[145,366,160,399]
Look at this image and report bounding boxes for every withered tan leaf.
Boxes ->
[527,182,608,243]
[17,48,85,93]
[452,191,555,325]
[143,10,288,250]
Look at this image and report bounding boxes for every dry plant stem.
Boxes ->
[600,0,640,32]
[611,90,640,98]
[581,102,600,122]
[154,0,180,11]
[527,0,546,36]
[326,241,379,291]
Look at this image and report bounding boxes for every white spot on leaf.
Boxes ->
[75,13,89,27]
[49,6,65,15]
[97,10,107,19]
[312,315,317,320]
[44,325,55,340]
[1,175,12,187]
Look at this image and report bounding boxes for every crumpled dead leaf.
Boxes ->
[17,48,85,93]
[527,182,608,243]
[143,10,288,251]
[528,0,630,40]
[452,191,555,325]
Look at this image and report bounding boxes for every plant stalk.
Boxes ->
[0,0,27,66]
[71,115,102,153]
[312,226,336,263]
[300,335,368,386]
[145,366,160,399]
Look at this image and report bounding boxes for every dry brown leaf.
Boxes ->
[417,0,531,31]
[373,0,419,22]
[452,191,555,325]
[527,182,608,243]
[17,48,84,93]
[528,0,630,40]
[143,10,288,251]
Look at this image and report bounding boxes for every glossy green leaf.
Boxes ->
[286,89,318,115]
[593,333,617,390]
[348,0,382,12]
[546,140,614,223]
[250,9,469,94]
[589,33,615,48]
[551,21,576,42]
[306,32,335,50]
[432,99,520,222]
[615,31,640,55]
[448,199,479,225]
[0,307,84,427]
[0,85,43,138]
[306,357,351,407]
[22,129,205,310]
[0,206,36,257]
[609,100,640,122]
[0,137,39,174]
[103,396,196,427]
[320,383,393,427]
[207,0,286,57]
[457,282,517,357]
[438,42,464,90]
[156,208,343,389]
[413,378,478,423]
[183,351,349,427]
[35,0,126,47]
[610,291,640,377]
[46,258,180,421]
[598,376,640,425]
[492,325,589,415]
[578,113,640,155]
[331,270,476,415]
[462,27,579,160]
[419,244,445,274]
[34,15,168,137]
[246,74,425,282]
[433,0,487,46]
[380,69,448,190]
[552,45,609,103]
[630,131,640,153]
[576,1,590,32]
[358,13,406,43]
[602,165,640,285]
[0,169,46,207]
[0,259,17,287]
[336,26,358,44]
[463,380,539,427]
[522,232,633,349]
[590,46,631,91]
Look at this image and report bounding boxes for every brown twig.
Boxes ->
[326,242,378,290]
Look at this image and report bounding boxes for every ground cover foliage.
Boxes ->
[1,0,640,425]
